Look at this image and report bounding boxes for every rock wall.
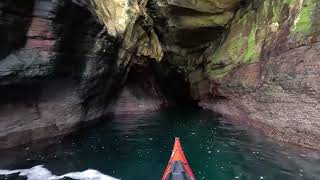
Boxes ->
[189,0,320,149]
[108,64,169,114]
[0,0,127,149]
[0,0,178,149]
[1,0,320,150]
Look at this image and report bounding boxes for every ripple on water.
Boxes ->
[0,108,319,180]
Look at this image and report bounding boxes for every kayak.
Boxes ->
[162,137,195,180]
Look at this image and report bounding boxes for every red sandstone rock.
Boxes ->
[27,17,54,39]
[25,39,55,50]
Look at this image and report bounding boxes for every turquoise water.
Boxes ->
[0,108,320,180]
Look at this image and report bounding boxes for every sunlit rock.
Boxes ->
[90,0,132,36]
[168,11,234,28]
[167,0,243,13]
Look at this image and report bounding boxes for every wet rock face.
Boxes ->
[200,42,320,149]
[87,0,230,113]
[0,0,206,149]
[0,0,124,149]
[192,0,320,149]
[0,0,34,59]
[0,0,57,85]
[1,0,319,150]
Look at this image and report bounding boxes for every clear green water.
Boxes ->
[0,108,320,180]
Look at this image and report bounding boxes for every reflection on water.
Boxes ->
[0,108,319,180]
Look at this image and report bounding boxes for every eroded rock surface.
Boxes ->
[1,0,320,150]
[0,0,125,149]
[191,0,320,149]
[109,65,168,114]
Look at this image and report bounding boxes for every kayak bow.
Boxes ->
[162,137,195,180]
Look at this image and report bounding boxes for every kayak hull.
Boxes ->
[162,137,195,180]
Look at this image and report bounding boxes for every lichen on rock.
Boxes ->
[90,0,132,36]
[91,0,164,62]
[204,0,319,80]
[193,0,320,149]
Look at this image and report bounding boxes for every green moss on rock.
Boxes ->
[292,0,316,34]
[205,0,318,81]
[244,27,258,63]
[206,10,261,80]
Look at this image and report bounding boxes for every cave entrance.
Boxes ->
[110,59,199,114]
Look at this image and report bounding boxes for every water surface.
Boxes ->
[0,108,320,180]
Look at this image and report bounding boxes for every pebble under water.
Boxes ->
[0,108,320,180]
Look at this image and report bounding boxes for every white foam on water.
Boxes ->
[51,169,119,180]
[0,165,119,180]
[0,169,22,175]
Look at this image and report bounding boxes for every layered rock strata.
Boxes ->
[1,0,320,150]
[189,0,320,149]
